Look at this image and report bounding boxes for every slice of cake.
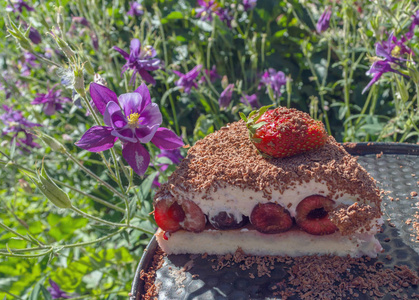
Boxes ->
[153,107,383,257]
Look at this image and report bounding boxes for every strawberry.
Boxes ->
[250,202,293,234]
[154,199,206,233]
[240,106,328,158]
[295,195,338,235]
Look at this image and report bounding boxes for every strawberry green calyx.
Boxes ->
[239,105,272,141]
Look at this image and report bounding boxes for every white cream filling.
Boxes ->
[160,178,370,220]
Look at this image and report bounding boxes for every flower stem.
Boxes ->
[70,206,154,234]
[0,222,34,244]
[0,247,53,258]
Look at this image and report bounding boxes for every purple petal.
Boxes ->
[110,111,127,128]
[103,101,122,127]
[90,83,119,115]
[44,102,56,116]
[134,83,152,111]
[112,128,137,143]
[113,46,129,60]
[151,127,184,150]
[122,142,150,176]
[130,39,141,57]
[118,93,143,116]
[138,69,156,85]
[135,123,160,143]
[75,126,117,152]
[173,70,184,77]
[138,103,162,127]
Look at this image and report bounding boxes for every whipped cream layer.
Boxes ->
[156,228,383,258]
[158,178,372,221]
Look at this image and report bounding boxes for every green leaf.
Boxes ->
[9,137,16,159]
[40,285,52,300]
[28,281,41,300]
[239,112,247,122]
[138,171,158,201]
[166,11,184,20]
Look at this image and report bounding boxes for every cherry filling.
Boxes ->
[155,194,339,236]
[209,211,249,230]
[295,195,338,235]
[250,203,293,234]
[154,199,205,233]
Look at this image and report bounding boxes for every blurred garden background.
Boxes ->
[1,0,419,298]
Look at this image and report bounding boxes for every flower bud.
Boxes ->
[74,67,86,97]
[83,59,95,76]
[54,36,76,62]
[7,18,32,51]
[28,27,42,44]
[36,131,67,154]
[33,162,71,209]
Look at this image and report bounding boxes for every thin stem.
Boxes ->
[0,287,23,300]
[0,247,53,258]
[70,206,154,234]
[31,52,62,68]
[0,222,34,244]
[57,180,125,213]
[62,228,125,249]
[65,152,125,199]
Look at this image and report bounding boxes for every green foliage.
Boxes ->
[1,0,419,298]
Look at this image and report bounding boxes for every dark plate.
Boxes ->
[131,143,419,300]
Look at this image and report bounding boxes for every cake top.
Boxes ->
[156,120,382,208]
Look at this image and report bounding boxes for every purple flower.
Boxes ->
[196,0,220,21]
[173,65,202,94]
[6,0,34,13]
[127,2,144,17]
[362,60,409,94]
[1,105,41,135]
[376,33,412,62]
[217,8,233,28]
[199,65,221,84]
[362,32,411,94]
[242,0,257,11]
[47,279,70,299]
[406,11,419,39]
[72,17,90,28]
[258,68,287,98]
[31,84,70,115]
[240,93,261,109]
[28,27,42,44]
[219,84,234,109]
[113,39,161,85]
[316,8,331,33]
[0,105,41,150]
[75,83,183,176]
[152,149,184,187]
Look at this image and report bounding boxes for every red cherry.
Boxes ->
[154,199,185,232]
[295,195,338,235]
[250,202,293,234]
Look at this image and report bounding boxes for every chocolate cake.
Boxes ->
[153,113,383,257]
